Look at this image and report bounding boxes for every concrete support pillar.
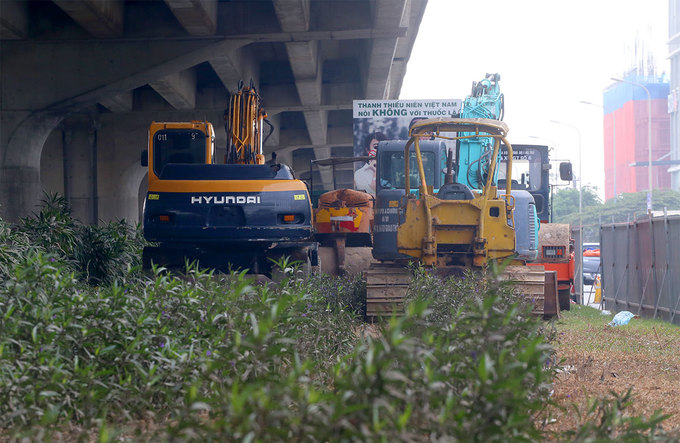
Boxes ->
[314,146,334,190]
[95,113,155,225]
[61,116,99,224]
[0,111,65,222]
[117,163,148,224]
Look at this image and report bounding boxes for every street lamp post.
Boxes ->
[550,119,583,304]
[579,100,617,198]
[611,77,653,212]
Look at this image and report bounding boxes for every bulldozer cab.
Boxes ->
[372,139,449,261]
[404,118,511,198]
[377,149,439,192]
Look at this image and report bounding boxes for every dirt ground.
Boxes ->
[545,317,680,434]
[319,246,375,276]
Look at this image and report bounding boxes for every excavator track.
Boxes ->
[365,263,411,317]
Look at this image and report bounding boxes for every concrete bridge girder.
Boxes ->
[0,0,28,40]
[1,37,251,112]
[149,68,198,110]
[52,0,125,38]
[210,45,261,94]
[99,91,133,113]
[365,0,408,99]
[272,0,337,190]
[1,37,246,222]
[164,0,218,36]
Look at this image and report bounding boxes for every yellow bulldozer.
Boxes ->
[365,117,555,317]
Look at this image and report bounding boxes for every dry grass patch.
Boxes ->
[545,305,680,434]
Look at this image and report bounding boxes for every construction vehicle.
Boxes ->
[366,74,556,317]
[499,143,575,310]
[141,82,317,275]
[308,156,375,275]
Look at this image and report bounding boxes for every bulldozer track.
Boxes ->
[364,263,551,319]
[365,263,411,317]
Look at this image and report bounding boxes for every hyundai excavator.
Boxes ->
[141,82,317,274]
[366,74,556,317]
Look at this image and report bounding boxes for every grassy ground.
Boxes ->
[545,305,680,434]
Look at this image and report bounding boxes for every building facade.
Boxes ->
[669,0,680,190]
[602,73,671,200]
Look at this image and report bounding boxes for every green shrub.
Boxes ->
[0,218,35,279]
[72,220,144,285]
[10,193,146,285]
[147,270,556,441]
[19,193,80,261]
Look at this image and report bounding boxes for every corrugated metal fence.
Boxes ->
[600,213,680,325]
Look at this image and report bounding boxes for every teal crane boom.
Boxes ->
[456,73,505,190]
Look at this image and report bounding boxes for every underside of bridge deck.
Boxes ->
[0,0,426,223]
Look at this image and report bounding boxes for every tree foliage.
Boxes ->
[552,186,602,222]
[552,188,680,242]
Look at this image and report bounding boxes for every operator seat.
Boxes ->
[436,183,475,200]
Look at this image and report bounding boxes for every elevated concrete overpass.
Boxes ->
[0,0,427,223]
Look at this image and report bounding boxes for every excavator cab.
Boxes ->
[498,144,548,220]
[154,128,210,169]
[141,121,214,170]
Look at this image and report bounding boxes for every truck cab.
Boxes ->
[499,144,550,222]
